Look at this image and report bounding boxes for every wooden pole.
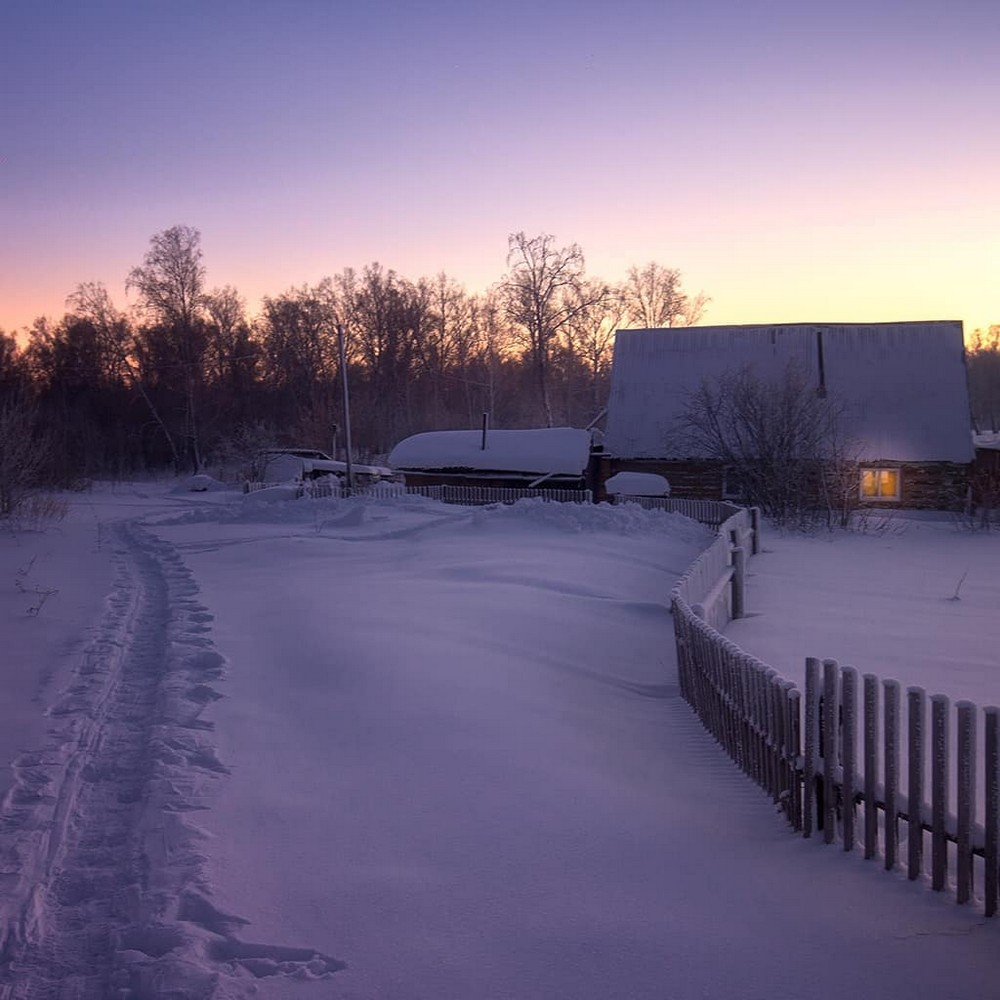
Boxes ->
[337,324,354,494]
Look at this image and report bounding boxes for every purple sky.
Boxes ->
[3,0,998,337]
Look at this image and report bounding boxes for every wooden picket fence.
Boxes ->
[293,481,594,505]
[611,495,748,530]
[672,508,1000,915]
[802,658,1000,916]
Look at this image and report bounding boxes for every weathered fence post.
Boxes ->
[749,507,761,555]
[985,706,999,918]
[823,659,840,845]
[788,686,803,830]
[863,674,879,860]
[842,667,858,851]
[730,544,746,620]
[956,701,976,905]
[804,658,821,838]
[884,679,900,870]
[907,687,927,881]
[931,693,950,892]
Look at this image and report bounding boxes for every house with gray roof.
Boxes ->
[601,321,975,509]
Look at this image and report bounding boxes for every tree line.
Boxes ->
[0,226,708,487]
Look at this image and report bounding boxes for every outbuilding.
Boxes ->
[388,427,596,492]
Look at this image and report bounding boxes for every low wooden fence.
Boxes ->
[803,658,1000,916]
[672,509,1000,915]
[671,508,801,831]
[293,481,593,505]
[611,495,754,531]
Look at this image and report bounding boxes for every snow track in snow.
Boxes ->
[0,522,343,999]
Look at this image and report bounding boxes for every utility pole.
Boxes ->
[337,324,354,494]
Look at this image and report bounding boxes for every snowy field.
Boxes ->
[727,515,1000,708]
[0,484,998,999]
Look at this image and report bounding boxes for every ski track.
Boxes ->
[0,521,344,999]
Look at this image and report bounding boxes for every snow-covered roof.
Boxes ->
[389,428,592,476]
[605,322,975,463]
[974,431,1000,451]
[604,472,671,496]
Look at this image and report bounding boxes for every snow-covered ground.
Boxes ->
[727,515,1000,708]
[0,485,998,999]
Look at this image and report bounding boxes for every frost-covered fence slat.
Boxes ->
[803,659,820,838]
[908,687,926,881]
[842,667,858,852]
[884,679,901,871]
[822,660,839,844]
[956,702,976,904]
[985,707,999,917]
[787,685,803,830]
[931,694,949,891]
[863,674,879,860]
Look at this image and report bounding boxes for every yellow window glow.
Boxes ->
[861,469,878,497]
[878,469,899,497]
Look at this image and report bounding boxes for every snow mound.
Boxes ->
[605,472,671,496]
[472,497,712,543]
[179,474,230,493]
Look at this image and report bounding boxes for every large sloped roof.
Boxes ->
[604,321,974,463]
[389,428,593,476]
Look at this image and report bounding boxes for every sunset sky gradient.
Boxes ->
[3,0,998,337]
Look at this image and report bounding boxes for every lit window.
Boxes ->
[860,468,900,501]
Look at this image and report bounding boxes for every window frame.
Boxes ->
[859,466,902,502]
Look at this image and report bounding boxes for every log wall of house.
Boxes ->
[598,457,971,510]
[889,462,969,510]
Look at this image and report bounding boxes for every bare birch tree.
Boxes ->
[620,262,708,328]
[127,225,208,471]
[502,232,606,426]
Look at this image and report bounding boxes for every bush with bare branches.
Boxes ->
[678,362,860,528]
[0,396,57,521]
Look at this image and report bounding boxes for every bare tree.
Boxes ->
[563,279,621,417]
[502,232,606,426]
[968,325,1000,433]
[620,262,708,328]
[67,281,182,471]
[678,362,857,527]
[127,225,208,471]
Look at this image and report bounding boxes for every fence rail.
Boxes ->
[671,508,1000,914]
